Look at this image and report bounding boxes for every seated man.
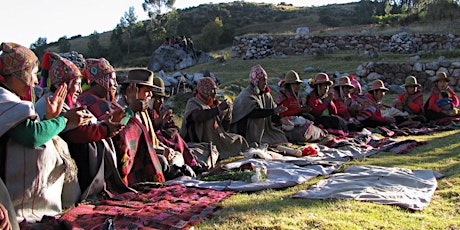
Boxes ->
[181,77,249,160]
[230,65,289,147]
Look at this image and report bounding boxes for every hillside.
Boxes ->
[40,1,460,68]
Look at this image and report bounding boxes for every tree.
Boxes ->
[142,0,176,18]
[86,31,103,58]
[198,17,224,51]
[30,37,48,60]
[58,36,71,53]
[119,6,138,59]
[109,25,124,63]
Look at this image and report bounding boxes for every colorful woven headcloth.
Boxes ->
[249,64,267,86]
[196,77,216,96]
[41,52,81,88]
[0,42,38,85]
[83,58,115,90]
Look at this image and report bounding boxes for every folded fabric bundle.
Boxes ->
[293,165,438,211]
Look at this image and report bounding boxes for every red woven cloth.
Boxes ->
[59,184,234,229]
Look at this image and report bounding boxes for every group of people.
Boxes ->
[0,42,458,227]
[274,68,459,143]
[162,35,195,55]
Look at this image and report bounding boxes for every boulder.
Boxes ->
[147,45,214,72]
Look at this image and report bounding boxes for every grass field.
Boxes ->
[165,50,460,229]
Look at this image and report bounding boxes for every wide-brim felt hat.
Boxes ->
[433,72,450,83]
[313,72,333,86]
[152,77,168,97]
[368,79,389,92]
[404,75,421,87]
[122,69,155,87]
[334,76,355,88]
[281,70,302,86]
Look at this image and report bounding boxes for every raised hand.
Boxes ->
[45,83,68,120]
[129,99,149,112]
[125,83,138,107]
[218,100,229,111]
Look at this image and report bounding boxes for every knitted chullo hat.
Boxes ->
[41,52,81,88]
[83,58,115,91]
[0,42,38,85]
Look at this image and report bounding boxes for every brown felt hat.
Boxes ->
[122,68,155,87]
[152,77,168,97]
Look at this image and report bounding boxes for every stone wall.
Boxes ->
[231,33,460,59]
[355,61,460,92]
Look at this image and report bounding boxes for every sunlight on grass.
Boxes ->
[181,51,460,230]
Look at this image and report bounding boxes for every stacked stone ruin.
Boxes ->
[231,32,460,59]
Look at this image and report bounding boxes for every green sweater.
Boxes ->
[8,116,67,148]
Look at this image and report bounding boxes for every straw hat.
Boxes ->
[280,70,302,87]
[333,76,355,88]
[368,79,389,92]
[312,73,333,86]
[403,76,421,87]
[433,72,450,83]
[122,69,155,87]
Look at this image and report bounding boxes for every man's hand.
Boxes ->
[275,105,288,114]
[103,112,125,137]
[63,106,93,126]
[110,108,127,123]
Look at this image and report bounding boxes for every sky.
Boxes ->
[2,0,355,48]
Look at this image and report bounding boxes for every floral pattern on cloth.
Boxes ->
[59,184,234,229]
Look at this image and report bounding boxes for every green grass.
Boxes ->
[165,50,460,230]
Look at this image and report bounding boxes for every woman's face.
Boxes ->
[436,80,448,90]
[341,86,351,95]
[68,78,82,104]
[319,83,329,95]
[152,95,164,110]
[405,85,416,94]
[374,89,386,101]
[290,83,301,93]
